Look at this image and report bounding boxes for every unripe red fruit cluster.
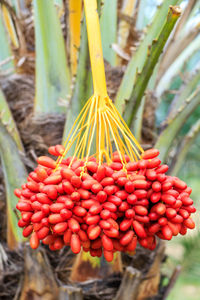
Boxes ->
[15,146,196,261]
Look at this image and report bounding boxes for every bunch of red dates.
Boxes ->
[15,146,195,262]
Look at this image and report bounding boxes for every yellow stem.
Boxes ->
[80,96,96,160]
[84,0,108,97]
[2,4,19,49]
[106,109,140,160]
[106,112,126,168]
[55,0,144,169]
[69,0,82,76]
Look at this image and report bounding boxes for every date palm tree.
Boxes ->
[0,0,199,299]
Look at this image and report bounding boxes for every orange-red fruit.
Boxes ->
[48,214,63,224]
[91,183,103,194]
[99,220,111,230]
[23,225,33,237]
[120,218,133,231]
[18,219,29,228]
[101,177,114,187]
[48,146,58,156]
[125,181,135,193]
[42,234,55,245]
[36,193,51,204]
[36,167,48,181]
[168,222,180,236]
[71,191,80,202]
[31,211,44,223]
[162,181,173,192]
[135,215,149,223]
[54,237,64,250]
[103,250,113,262]
[30,232,39,249]
[64,229,72,245]
[102,235,113,251]
[150,192,161,203]
[78,229,88,242]
[133,180,147,189]
[68,218,80,233]
[70,233,81,254]
[91,238,102,249]
[127,194,137,205]
[156,164,169,174]
[37,156,56,169]
[120,230,134,246]
[86,161,98,173]
[162,225,173,240]
[173,178,187,190]
[55,145,65,155]
[166,208,177,219]
[100,209,111,220]
[161,194,176,205]
[126,236,137,252]
[134,205,148,216]
[148,223,160,234]
[97,191,107,203]
[61,168,75,181]
[86,215,100,225]
[63,181,75,195]
[132,221,147,238]
[22,212,33,222]
[183,218,195,229]
[125,209,135,219]
[152,181,161,192]
[53,222,68,234]
[44,174,62,185]
[146,169,157,181]
[26,181,39,192]
[14,188,22,198]
[153,203,166,215]
[73,206,87,217]
[16,202,32,212]
[71,175,82,188]
[134,189,147,199]
[103,202,117,212]
[46,186,58,200]
[89,204,102,215]
[37,227,50,239]
[108,195,122,206]
[142,148,159,160]
[87,225,101,240]
[50,203,65,213]
[103,228,119,238]
[96,165,106,182]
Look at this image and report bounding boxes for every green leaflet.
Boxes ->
[62,16,93,150]
[136,0,152,30]
[124,6,181,127]
[169,120,200,176]
[156,34,200,98]
[0,120,27,246]
[0,89,24,151]
[115,0,180,114]
[155,88,200,162]
[167,65,200,117]
[0,14,14,71]
[100,0,117,66]
[132,64,159,141]
[34,0,71,114]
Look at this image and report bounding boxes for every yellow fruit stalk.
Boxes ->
[69,0,82,76]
